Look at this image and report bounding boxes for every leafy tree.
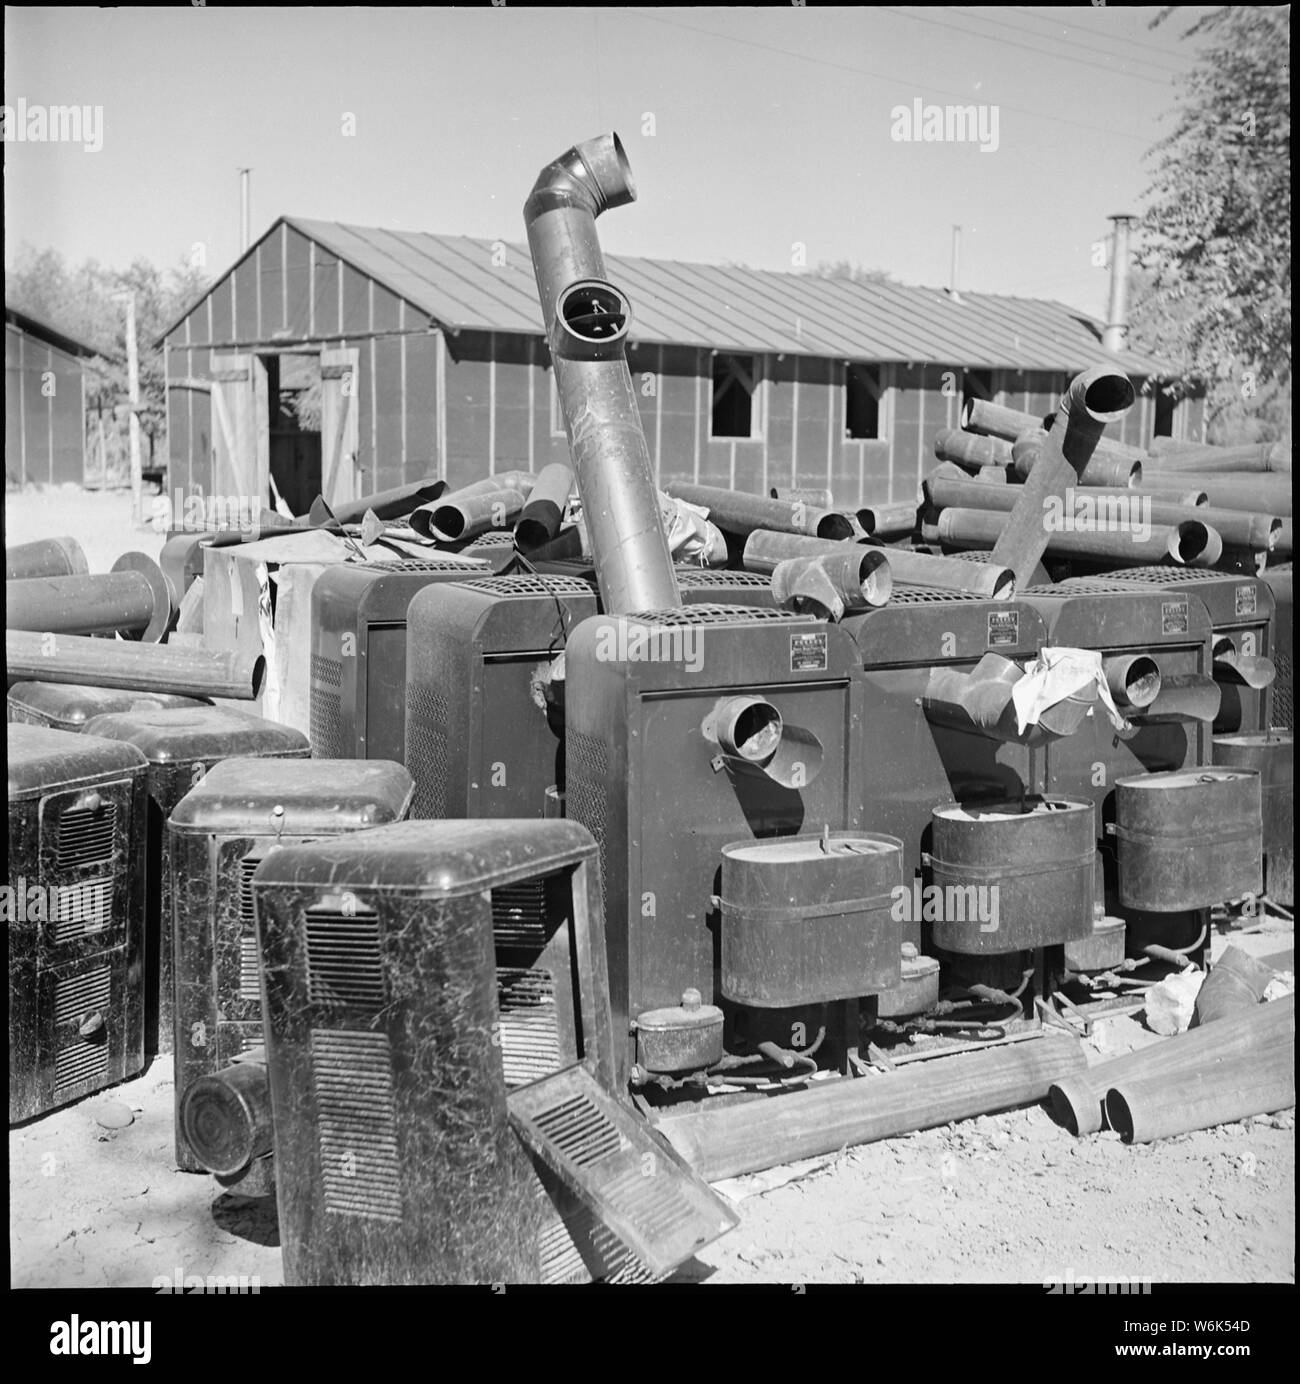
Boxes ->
[1135,6,1290,437]
[814,260,895,285]
[6,245,209,475]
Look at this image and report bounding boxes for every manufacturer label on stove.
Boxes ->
[1235,584,1257,617]
[790,631,828,672]
[1161,598,1189,636]
[987,610,1020,648]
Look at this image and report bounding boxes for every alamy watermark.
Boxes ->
[890,99,999,153]
[1044,486,1151,542]
[593,622,704,673]
[153,1267,261,1294]
[1044,1269,1152,1295]
[151,490,263,537]
[891,881,1000,933]
[2,99,103,153]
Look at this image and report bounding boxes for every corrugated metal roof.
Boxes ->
[6,303,114,359]
[176,216,1176,377]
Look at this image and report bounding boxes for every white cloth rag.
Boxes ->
[1010,646,1126,734]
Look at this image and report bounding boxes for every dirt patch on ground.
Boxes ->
[9,921,1293,1288]
[5,485,167,575]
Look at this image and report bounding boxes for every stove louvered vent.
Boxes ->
[509,1066,739,1281]
[238,856,263,1001]
[305,908,384,1010]
[50,879,113,942]
[310,1028,402,1221]
[55,801,117,869]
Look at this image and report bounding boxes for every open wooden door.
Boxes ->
[320,347,361,507]
[210,354,269,501]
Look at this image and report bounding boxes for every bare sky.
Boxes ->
[4,5,1212,318]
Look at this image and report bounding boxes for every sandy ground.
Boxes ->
[4,485,167,574]
[6,485,1296,1288]
[9,905,1293,1288]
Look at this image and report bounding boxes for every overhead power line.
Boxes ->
[624,9,1156,146]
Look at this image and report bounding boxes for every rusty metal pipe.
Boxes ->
[524,132,680,614]
[1012,428,1141,489]
[989,368,1136,590]
[5,536,90,581]
[409,473,535,538]
[656,1035,1087,1182]
[937,507,1216,568]
[770,486,834,508]
[1193,946,1277,1027]
[179,1047,273,1176]
[1104,654,1162,709]
[966,397,1147,464]
[427,488,527,543]
[514,462,575,552]
[1050,993,1293,1136]
[770,549,892,619]
[664,481,855,541]
[1146,440,1290,473]
[742,529,1014,598]
[6,628,265,700]
[1212,636,1276,690]
[857,500,919,538]
[1049,366,1137,470]
[932,428,1013,470]
[5,553,173,642]
[321,476,448,526]
[961,398,1049,442]
[1105,1031,1294,1143]
[928,471,1275,551]
[1158,473,1293,518]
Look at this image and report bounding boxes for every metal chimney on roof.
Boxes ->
[1102,214,1136,353]
[949,225,962,302]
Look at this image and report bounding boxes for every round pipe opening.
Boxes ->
[558,280,628,343]
[1109,654,1162,708]
[1081,373,1137,419]
[1104,1088,1135,1142]
[182,1079,253,1176]
[1172,520,1219,565]
[815,513,856,541]
[610,132,636,201]
[857,550,892,606]
[429,504,467,541]
[718,698,783,762]
[1049,1083,1086,1136]
[249,655,268,700]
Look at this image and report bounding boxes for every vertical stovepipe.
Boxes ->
[524,133,681,613]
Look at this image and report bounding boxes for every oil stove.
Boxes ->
[166,757,413,1171]
[252,817,734,1284]
[1065,568,1276,734]
[1018,582,1236,956]
[404,573,599,819]
[403,568,780,825]
[8,683,207,731]
[80,706,310,1057]
[564,605,871,1084]
[308,556,489,759]
[8,725,149,1121]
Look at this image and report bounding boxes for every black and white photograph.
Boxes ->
[3,1,1292,1345]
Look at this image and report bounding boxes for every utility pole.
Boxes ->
[115,292,143,524]
[239,167,252,253]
